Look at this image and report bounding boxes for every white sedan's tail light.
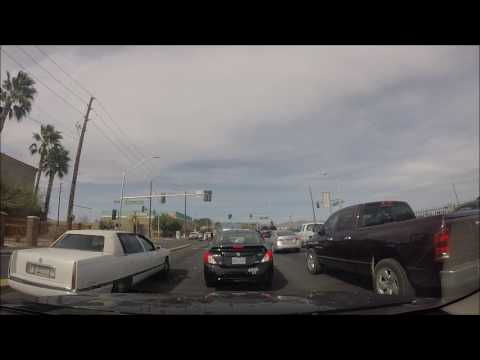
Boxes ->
[71,262,77,290]
[9,251,17,275]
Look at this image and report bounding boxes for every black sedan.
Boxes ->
[203,229,274,289]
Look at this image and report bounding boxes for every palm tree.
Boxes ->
[29,125,63,196]
[43,145,70,218]
[0,71,37,133]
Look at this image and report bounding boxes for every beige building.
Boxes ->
[1,152,37,191]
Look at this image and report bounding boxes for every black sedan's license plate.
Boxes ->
[231,257,246,265]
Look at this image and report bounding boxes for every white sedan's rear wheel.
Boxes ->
[113,276,132,293]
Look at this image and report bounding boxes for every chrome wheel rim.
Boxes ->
[307,253,316,271]
[376,267,399,295]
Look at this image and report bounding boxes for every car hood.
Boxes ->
[0,290,445,315]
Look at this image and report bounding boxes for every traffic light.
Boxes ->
[249,214,253,219]
[203,190,212,202]
[112,209,117,220]
[141,206,146,212]
[160,193,166,204]
[316,201,320,209]
[228,214,232,220]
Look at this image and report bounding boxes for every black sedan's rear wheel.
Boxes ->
[306,249,323,274]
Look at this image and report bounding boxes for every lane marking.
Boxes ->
[169,244,192,252]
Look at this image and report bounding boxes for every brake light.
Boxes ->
[261,249,273,263]
[9,251,17,275]
[203,251,217,265]
[71,262,77,290]
[433,223,449,260]
[232,245,244,250]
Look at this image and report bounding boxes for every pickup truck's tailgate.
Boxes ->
[444,214,480,267]
[10,248,103,291]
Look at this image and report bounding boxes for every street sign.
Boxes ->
[125,199,145,206]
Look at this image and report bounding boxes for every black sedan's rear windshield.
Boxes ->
[218,231,263,245]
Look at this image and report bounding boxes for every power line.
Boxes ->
[34,45,93,98]
[1,48,85,116]
[15,46,89,105]
[33,46,153,172]
[94,101,148,159]
[26,115,79,141]
[89,120,139,166]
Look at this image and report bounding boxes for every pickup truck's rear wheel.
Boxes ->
[374,259,415,297]
[306,249,323,274]
[113,276,133,293]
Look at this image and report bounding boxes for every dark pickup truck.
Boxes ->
[305,200,479,298]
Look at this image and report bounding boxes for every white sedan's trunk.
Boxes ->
[10,248,104,293]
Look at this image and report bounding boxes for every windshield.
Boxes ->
[53,234,104,252]
[277,231,295,236]
[1,45,478,315]
[218,231,263,245]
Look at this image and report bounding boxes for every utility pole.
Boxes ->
[67,96,94,229]
[452,183,460,205]
[56,182,63,230]
[184,191,187,238]
[148,181,152,238]
[309,185,316,223]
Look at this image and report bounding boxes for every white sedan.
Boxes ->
[8,230,170,297]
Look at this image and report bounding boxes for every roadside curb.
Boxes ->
[168,244,191,252]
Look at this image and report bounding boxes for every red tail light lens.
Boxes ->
[261,250,273,263]
[232,245,244,250]
[71,262,77,290]
[203,251,217,265]
[433,225,449,260]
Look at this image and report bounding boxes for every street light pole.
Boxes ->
[184,191,187,238]
[118,156,160,230]
[148,180,152,238]
[119,171,126,227]
[309,185,316,223]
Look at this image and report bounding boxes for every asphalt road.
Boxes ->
[132,241,373,297]
[0,240,374,303]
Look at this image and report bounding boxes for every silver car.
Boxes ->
[271,230,301,253]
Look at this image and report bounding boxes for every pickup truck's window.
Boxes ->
[117,234,144,254]
[137,235,155,251]
[361,202,415,227]
[53,234,104,252]
[306,224,314,231]
[324,213,339,233]
[336,207,355,231]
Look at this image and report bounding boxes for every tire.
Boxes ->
[205,278,216,288]
[113,276,133,293]
[374,258,415,297]
[157,257,170,279]
[261,270,274,290]
[306,249,323,274]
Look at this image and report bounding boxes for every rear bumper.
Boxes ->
[440,260,480,300]
[204,263,273,284]
[274,242,301,251]
[8,276,76,297]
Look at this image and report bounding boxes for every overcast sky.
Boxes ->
[2,45,478,223]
